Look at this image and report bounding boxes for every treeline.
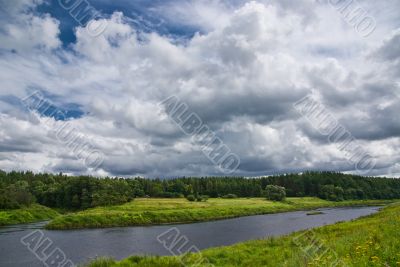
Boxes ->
[1,170,400,210]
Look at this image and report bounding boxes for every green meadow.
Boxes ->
[86,202,400,267]
[0,204,59,226]
[46,197,393,230]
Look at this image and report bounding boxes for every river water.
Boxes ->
[0,206,380,267]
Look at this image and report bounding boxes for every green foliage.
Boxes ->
[319,184,344,201]
[1,170,400,212]
[265,185,286,201]
[186,195,196,201]
[0,180,35,209]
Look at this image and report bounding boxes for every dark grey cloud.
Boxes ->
[374,30,400,62]
[0,140,40,153]
[185,88,308,126]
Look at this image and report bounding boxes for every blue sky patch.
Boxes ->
[37,0,201,47]
[10,91,86,121]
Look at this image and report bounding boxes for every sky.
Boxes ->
[0,0,399,178]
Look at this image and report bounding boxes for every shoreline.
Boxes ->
[44,198,394,230]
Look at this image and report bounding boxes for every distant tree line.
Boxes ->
[1,170,400,210]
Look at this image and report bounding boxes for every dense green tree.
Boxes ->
[319,185,344,201]
[265,185,286,201]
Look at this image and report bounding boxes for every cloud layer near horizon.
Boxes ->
[0,0,399,177]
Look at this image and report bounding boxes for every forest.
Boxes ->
[1,170,400,210]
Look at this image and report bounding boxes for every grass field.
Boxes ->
[86,202,400,267]
[45,197,394,230]
[0,204,60,226]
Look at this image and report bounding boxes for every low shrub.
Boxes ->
[186,195,196,201]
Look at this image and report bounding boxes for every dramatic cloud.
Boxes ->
[0,0,399,177]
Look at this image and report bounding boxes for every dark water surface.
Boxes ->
[0,206,380,267]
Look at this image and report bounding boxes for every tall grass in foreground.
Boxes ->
[86,202,400,267]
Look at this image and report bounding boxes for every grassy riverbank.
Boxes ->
[0,204,59,226]
[46,197,393,230]
[86,202,400,267]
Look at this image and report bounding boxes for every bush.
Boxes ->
[265,185,286,201]
[186,195,196,201]
[197,195,209,202]
[222,194,238,199]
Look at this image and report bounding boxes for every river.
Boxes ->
[0,206,380,267]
